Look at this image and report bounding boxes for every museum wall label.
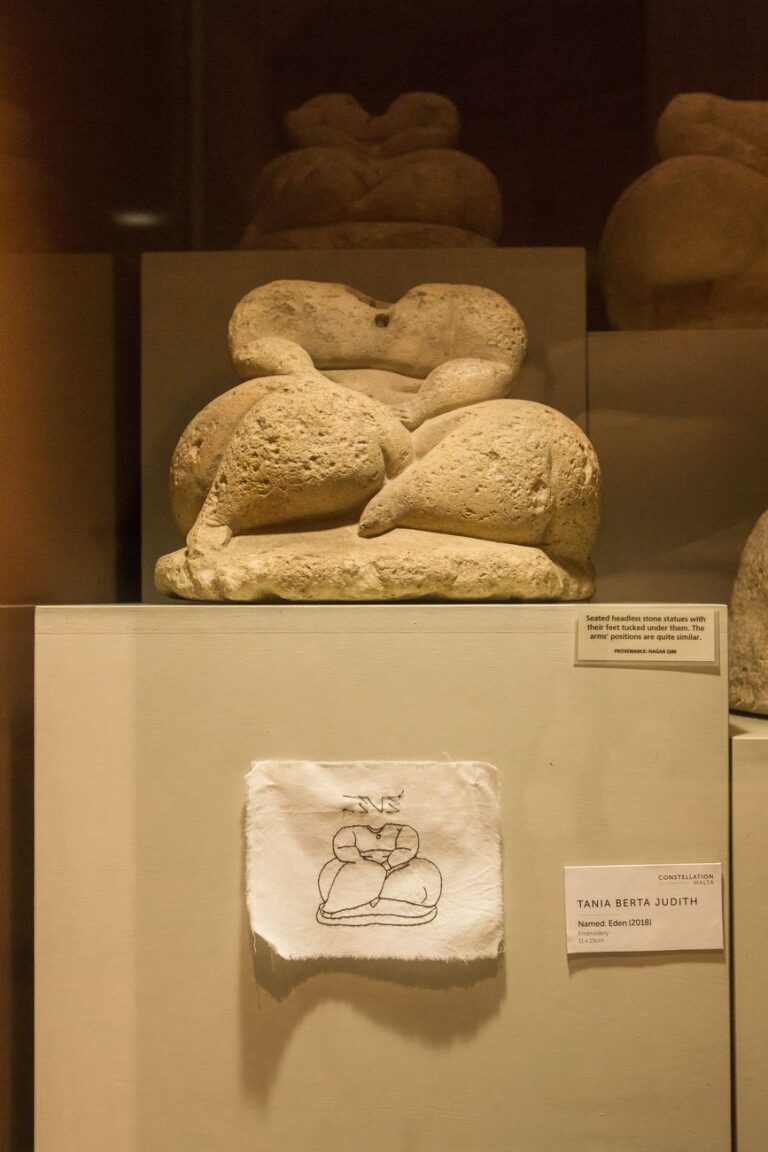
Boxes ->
[564,863,724,954]
[575,607,719,666]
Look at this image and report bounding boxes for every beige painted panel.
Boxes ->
[141,248,585,599]
[35,618,138,1152]
[588,330,768,605]
[732,713,768,1152]
[0,255,116,603]
[36,604,730,1152]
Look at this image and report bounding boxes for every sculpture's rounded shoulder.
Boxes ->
[228,280,527,377]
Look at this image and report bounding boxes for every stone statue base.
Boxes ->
[155,525,594,603]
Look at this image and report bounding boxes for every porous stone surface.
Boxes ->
[238,92,502,249]
[600,93,768,329]
[227,280,527,411]
[359,401,600,565]
[157,280,601,602]
[156,525,593,603]
[174,373,413,549]
[730,510,768,715]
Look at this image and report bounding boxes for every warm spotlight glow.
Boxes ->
[111,209,169,229]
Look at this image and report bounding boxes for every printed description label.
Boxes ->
[564,863,723,954]
[575,607,718,666]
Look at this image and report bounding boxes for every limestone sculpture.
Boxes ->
[730,510,768,715]
[600,93,768,329]
[155,280,601,602]
[238,93,502,249]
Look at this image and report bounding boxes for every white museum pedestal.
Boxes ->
[731,712,768,1152]
[36,604,730,1152]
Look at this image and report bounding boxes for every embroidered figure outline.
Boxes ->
[341,789,404,815]
[317,822,442,926]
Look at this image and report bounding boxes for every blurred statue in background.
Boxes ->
[730,509,768,716]
[239,92,502,249]
[600,94,768,329]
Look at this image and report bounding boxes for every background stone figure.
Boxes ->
[600,93,768,329]
[730,509,768,715]
[238,92,503,249]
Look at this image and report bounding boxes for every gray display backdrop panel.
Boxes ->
[36,604,729,1152]
[589,330,768,604]
[731,714,768,1152]
[142,249,586,600]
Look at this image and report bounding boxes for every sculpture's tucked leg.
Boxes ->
[187,522,233,553]
[358,400,601,570]
[359,403,555,544]
[185,375,413,553]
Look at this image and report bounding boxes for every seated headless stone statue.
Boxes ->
[600,93,768,329]
[239,92,502,249]
[157,280,601,602]
[175,280,527,551]
[317,823,442,925]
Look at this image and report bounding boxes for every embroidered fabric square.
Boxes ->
[245,760,502,961]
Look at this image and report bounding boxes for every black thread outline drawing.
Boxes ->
[341,789,404,815]
[316,822,442,926]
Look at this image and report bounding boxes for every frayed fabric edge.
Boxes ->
[250,930,504,965]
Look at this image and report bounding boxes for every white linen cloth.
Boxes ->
[245,760,502,961]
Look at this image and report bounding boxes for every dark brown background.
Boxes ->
[3,2,768,258]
